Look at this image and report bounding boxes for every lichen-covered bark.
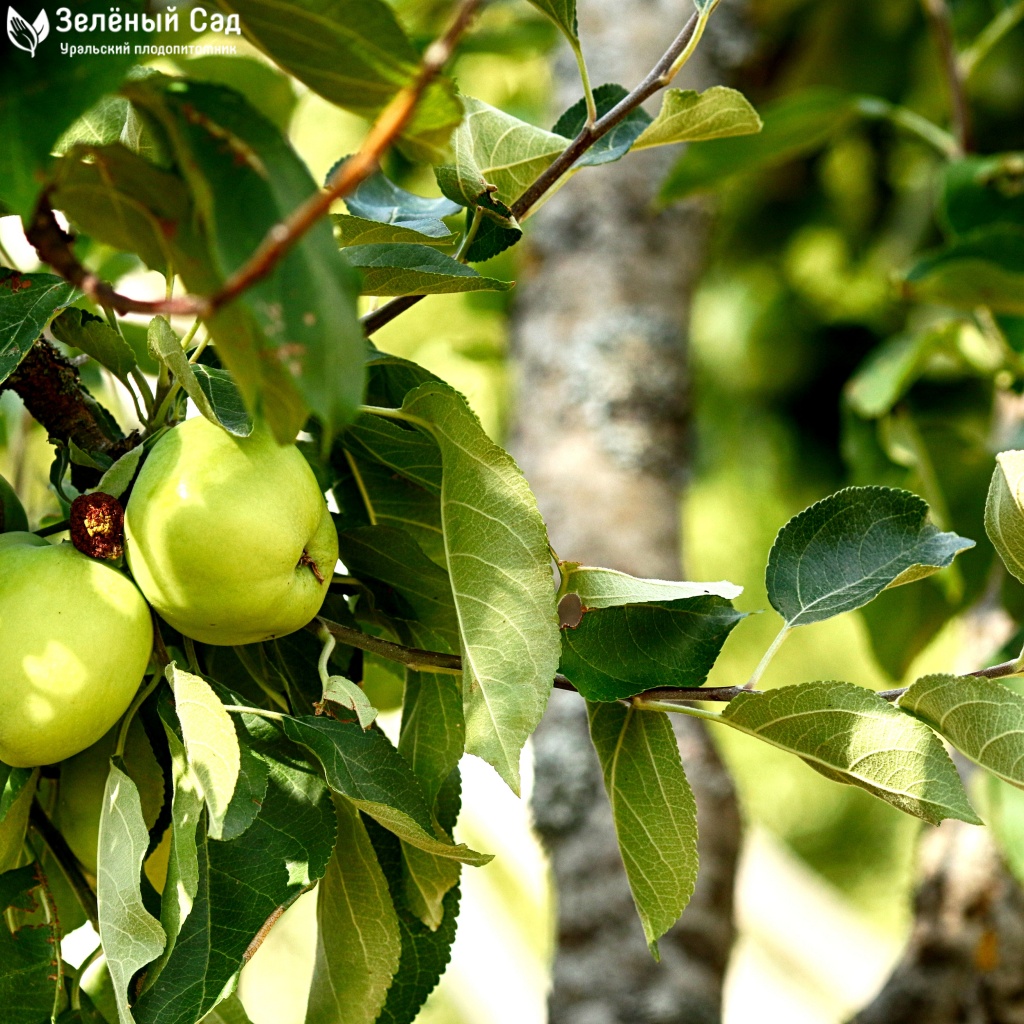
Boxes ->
[509,3,746,1020]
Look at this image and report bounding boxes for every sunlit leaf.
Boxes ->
[634,86,761,150]
[900,674,1024,789]
[563,562,742,609]
[720,681,981,824]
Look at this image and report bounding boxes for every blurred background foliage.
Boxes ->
[5,0,1024,1019]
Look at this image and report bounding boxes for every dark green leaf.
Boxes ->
[464,216,522,263]
[552,84,651,167]
[216,0,462,162]
[367,814,461,1024]
[659,88,855,201]
[0,766,34,824]
[343,244,513,296]
[280,716,489,864]
[343,172,461,237]
[941,154,1024,238]
[135,756,337,1024]
[0,864,63,1024]
[306,797,400,1024]
[587,702,698,958]
[0,270,75,384]
[766,486,975,627]
[560,597,744,701]
[0,3,144,215]
[904,227,1024,315]
[125,76,366,443]
[721,681,980,824]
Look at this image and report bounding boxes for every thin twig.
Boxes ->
[960,0,1024,80]
[314,617,462,674]
[27,0,481,319]
[361,9,702,336]
[920,0,972,153]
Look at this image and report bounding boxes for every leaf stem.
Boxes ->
[919,0,972,152]
[854,96,961,158]
[629,697,723,722]
[223,704,289,722]
[745,624,791,689]
[115,667,163,759]
[571,42,598,125]
[317,626,336,689]
[233,645,291,712]
[960,0,1024,80]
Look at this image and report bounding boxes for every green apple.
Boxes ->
[0,472,28,533]
[0,534,153,768]
[124,416,338,645]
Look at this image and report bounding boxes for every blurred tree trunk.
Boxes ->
[508,4,748,1021]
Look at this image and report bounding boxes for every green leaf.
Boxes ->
[50,307,137,385]
[192,366,254,438]
[904,227,1024,315]
[552,84,651,167]
[342,415,442,494]
[563,563,742,609]
[97,763,167,1024]
[845,326,958,419]
[0,771,37,874]
[367,809,461,1024]
[96,446,146,501]
[560,597,744,702]
[400,844,459,931]
[436,97,566,213]
[167,664,241,841]
[587,702,698,957]
[720,681,981,824]
[766,486,975,628]
[50,143,207,281]
[334,214,456,249]
[464,215,523,264]
[399,671,464,807]
[216,0,462,162]
[135,755,337,1024]
[941,154,1024,238]
[0,269,75,384]
[0,766,35,825]
[524,0,578,43]
[55,94,133,154]
[0,3,143,215]
[280,715,490,864]
[399,382,562,793]
[0,864,64,1024]
[170,54,298,133]
[338,525,458,652]
[634,86,762,150]
[659,88,855,201]
[124,76,366,444]
[900,674,1024,789]
[344,244,513,296]
[343,172,461,238]
[321,676,379,730]
[306,797,401,1024]
[988,450,1024,585]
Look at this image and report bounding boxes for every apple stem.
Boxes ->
[299,549,325,585]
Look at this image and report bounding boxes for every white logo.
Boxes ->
[7,6,49,57]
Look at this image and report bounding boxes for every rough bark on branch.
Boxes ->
[848,819,1024,1024]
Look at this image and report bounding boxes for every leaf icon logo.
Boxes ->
[7,7,49,57]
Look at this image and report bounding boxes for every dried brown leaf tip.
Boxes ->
[70,492,124,560]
